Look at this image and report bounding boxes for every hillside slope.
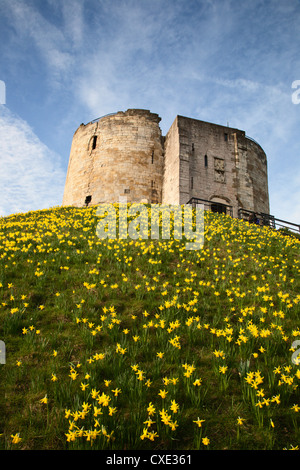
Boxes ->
[0,205,299,450]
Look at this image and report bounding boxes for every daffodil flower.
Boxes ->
[11,433,22,444]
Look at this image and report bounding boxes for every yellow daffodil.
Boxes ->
[158,389,168,399]
[193,418,205,428]
[11,433,22,444]
[147,402,156,416]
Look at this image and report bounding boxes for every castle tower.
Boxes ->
[63,109,164,207]
[63,109,269,220]
[162,116,269,217]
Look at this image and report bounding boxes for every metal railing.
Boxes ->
[186,197,233,217]
[186,197,299,235]
[245,135,262,147]
[88,112,118,124]
[238,208,300,234]
[238,208,275,228]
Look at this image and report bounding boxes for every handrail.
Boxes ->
[186,198,300,234]
[186,197,232,209]
[88,112,118,124]
[245,135,262,147]
[186,197,233,217]
[270,217,300,229]
[238,208,300,233]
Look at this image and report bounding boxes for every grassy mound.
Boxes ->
[0,205,299,450]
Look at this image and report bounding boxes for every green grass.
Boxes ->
[0,204,299,450]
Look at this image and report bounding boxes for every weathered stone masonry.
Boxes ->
[63,109,269,217]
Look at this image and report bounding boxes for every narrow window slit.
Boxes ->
[92,135,97,150]
[85,195,92,206]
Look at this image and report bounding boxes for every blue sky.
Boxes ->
[0,0,299,224]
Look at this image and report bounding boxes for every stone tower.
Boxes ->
[63,109,270,218]
[162,115,269,217]
[62,109,164,207]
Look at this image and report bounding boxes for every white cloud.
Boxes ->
[2,0,78,87]
[60,0,85,49]
[0,106,65,216]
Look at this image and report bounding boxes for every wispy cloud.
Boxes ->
[1,0,83,87]
[0,106,65,216]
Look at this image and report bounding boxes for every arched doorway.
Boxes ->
[211,202,227,214]
[209,196,233,217]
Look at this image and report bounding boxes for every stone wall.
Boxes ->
[162,115,269,217]
[63,109,164,207]
[244,138,269,214]
[162,117,180,205]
